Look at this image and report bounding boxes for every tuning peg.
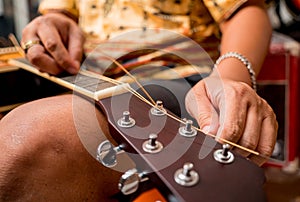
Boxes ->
[174,162,199,187]
[213,144,235,164]
[118,111,135,128]
[179,119,197,137]
[142,133,163,153]
[96,140,123,167]
[118,168,149,195]
[150,100,166,116]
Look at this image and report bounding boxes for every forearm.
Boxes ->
[212,0,272,87]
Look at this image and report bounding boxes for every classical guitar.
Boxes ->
[8,58,266,202]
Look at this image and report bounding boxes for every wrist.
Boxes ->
[39,9,78,22]
[212,52,257,91]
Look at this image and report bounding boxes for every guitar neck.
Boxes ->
[8,58,129,100]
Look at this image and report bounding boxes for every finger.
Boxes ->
[249,104,278,166]
[233,98,261,157]
[68,24,84,67]
[185,81,219,134]
[37,21,79,74]
[26,44,63,75]
[215,86,248,144]
[21,18,39,44]
[21,27,41,52]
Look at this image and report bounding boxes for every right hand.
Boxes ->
[185,76,278,166]
[22,12,85,75]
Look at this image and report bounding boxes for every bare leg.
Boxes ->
[0,94,122,201]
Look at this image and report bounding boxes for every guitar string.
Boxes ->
[98,53,156,105]
[7,36,267,160]
[81,61,265,158]
[8,34,25,57]
[88,36,197,105]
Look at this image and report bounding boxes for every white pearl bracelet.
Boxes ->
[215,52,257,91]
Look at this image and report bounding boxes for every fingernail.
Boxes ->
[202,126,210,133]
[67,66,78,74]
[74,60,81,69]
[67,61,80,74]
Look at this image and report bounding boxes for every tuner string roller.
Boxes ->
[118,111,136,128]
[150,100,167,116]
[174,162,199,187]
[178,119,197,137]
[213,144,235,164]
[142,133,163,153]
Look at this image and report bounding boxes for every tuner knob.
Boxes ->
[213,144,234,164]
[174,162,199,187]
[179,119,197,137]
[96,140,123,167]
[118,168,148,195]
[142,133,163,153]
[151,100,166,116]
[118,111,135,128]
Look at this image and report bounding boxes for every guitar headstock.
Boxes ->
[97,90,266,202]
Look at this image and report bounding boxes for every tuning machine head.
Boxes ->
[213,144,235,164]
[118,168,148,195]
[96,140,123,167]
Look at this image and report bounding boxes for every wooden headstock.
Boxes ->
[98,91,266,202]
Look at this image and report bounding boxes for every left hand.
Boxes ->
[185,76,278,166]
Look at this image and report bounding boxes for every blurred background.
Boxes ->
[0,0,40,41]
[0,0,300,201]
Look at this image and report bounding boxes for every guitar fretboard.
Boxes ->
[8,58,129,100]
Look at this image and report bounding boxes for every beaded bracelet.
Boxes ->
[214,52,257,91]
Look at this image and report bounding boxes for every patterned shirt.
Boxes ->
[39,0,247,61]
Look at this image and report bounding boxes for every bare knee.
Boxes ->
[0,95,120,201]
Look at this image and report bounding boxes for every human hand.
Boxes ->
[185,76,278,166]
[21,12,84,75]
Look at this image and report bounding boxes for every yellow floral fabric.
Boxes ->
[39,0,247,60]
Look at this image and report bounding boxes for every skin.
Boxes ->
[22,12,84,75]
[0,95,121,201]
[185,0,278,165]
[0,0,278,200]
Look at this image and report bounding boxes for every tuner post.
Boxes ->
[118,111,136,128]
[179,119,197,137]
[213,144,235,164]
[174,162,199,187]
[151,100,166,116]
[142,133,163,153]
